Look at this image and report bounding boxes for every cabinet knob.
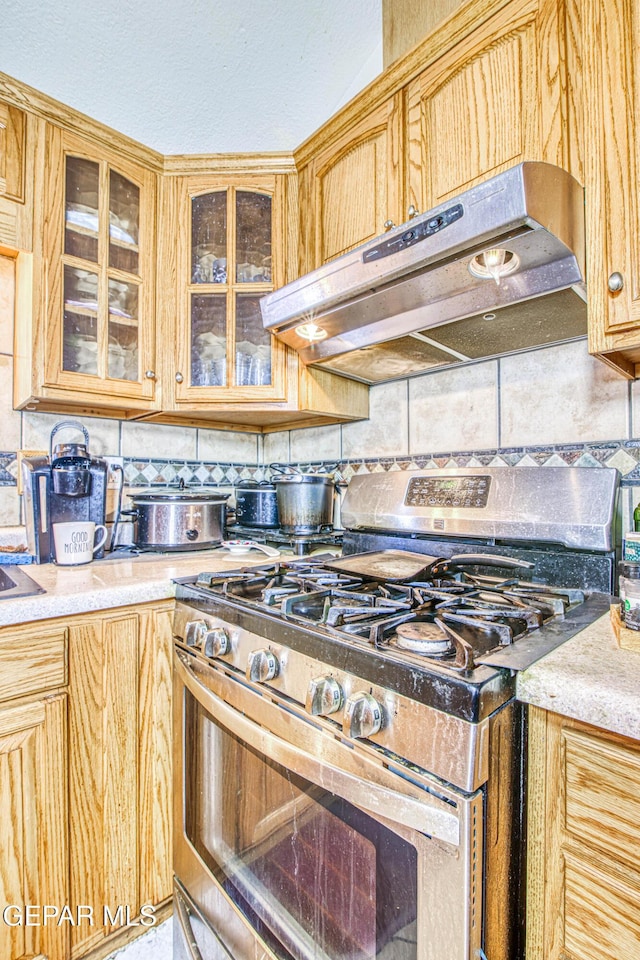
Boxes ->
[383,219,395,232]
[608,272,624,293]
[407,205,419,219]
[175,372,184,383]
[145,370,156,380]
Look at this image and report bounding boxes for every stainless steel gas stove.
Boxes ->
[173,466,618,960]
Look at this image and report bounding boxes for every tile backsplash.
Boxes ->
[2,242,640,533]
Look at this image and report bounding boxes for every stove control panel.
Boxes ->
[174,604,490,791]
[405,474,491,508]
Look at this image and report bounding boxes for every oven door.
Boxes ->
[174,647,483,960]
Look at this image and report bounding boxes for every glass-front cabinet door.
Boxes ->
[44,129,157,404]
[174,175,287,402]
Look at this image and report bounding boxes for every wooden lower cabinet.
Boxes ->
[0,693,68,960]
[0,622,68,960]
[0,601,174,960]
[527,707,640,959]
[67,602,173,958]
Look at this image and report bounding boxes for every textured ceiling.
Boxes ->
[0,0,383,154]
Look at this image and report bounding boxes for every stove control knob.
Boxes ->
[247,649,279,683]
[184,619,208,647]
[203,627,231,658]
[306,676,343,716]
[343,692,383,740]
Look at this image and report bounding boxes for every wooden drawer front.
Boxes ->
[0,627,67,700]
[563,847,640,960]
[563,728,640,869]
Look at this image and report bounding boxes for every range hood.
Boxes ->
[260,162,587,383]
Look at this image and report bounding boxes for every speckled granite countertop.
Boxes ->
[516,612,640,741]
[0,550,273,628]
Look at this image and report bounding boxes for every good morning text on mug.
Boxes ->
[52,522,108,565]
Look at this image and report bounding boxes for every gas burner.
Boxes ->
[395,621,454,658]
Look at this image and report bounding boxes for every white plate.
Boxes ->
[221,540,281,557]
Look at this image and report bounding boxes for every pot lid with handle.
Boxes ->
[271,473,335,485]
[269,462,339,484]
[127,486,230,503]
[235,479,277,491]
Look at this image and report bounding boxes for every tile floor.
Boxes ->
[104,917,172,959]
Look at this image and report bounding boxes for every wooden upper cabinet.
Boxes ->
[0,101,26,204]
[167,174,289,404]
[406,0,568,212]
[583,0,640,377]
[0,99,32,253]
[298,93,404,273]
[30,126,158,410]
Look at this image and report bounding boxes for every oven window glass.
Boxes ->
[185,692,418,960]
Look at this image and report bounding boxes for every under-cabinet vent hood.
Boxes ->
[260,162,587,383]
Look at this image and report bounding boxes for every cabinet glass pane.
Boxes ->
[191,294,227,386]
[236,191,272,282]
[235,294,271,385]
[109,170,140,274]
[65,156,99,262]
[63,265,98,374]
[192,193,227,283]
[108,279,139,380]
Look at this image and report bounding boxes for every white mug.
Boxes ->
[53,521,108,565]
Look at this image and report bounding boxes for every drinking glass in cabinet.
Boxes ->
[235,294,271,385]
[235,191,272,282]
[191,193,227,283]
[63,266,98,375]
[190,294,227,386]
[64,156,99,263]
[109,170,140,274]
[108,279,139,380]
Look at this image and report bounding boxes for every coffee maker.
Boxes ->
[22,421,108,563]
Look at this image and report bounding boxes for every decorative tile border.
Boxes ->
[123,459,268,487]
[277,440,640,485]
[2,441,640,492]
[0,453,17,486]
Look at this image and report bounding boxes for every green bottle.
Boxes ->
[635,502,640,532]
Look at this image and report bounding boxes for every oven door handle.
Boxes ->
[175,651,460,846]
[174,886,234,960]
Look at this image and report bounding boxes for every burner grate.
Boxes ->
[190,556,595,674]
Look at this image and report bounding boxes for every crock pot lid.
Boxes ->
[128,487,230,502]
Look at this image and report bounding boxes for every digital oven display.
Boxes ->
[404,475,492,508]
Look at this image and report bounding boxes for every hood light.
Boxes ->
[469,248,520,286]
[295,321,327,342]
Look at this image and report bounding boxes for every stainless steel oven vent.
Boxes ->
[260,162,587,383]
